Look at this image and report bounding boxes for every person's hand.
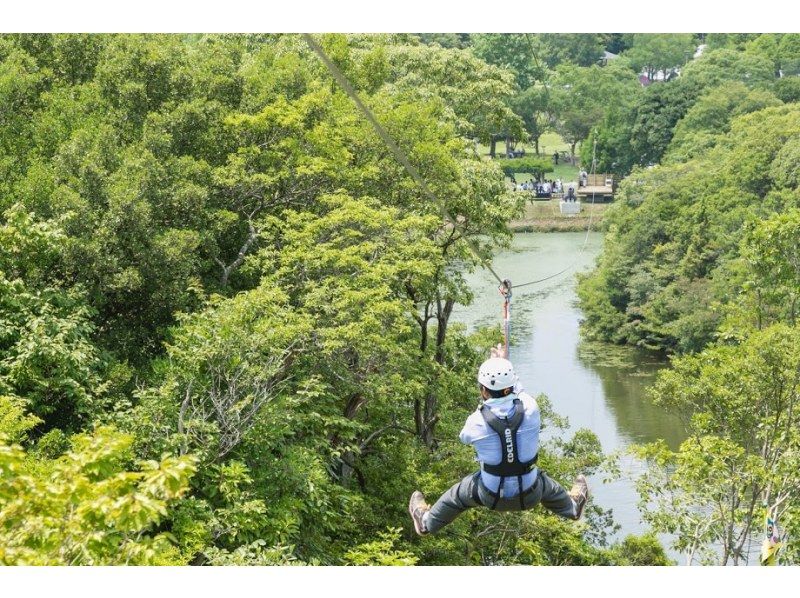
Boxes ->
[490,343,508,359]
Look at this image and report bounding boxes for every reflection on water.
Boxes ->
[451,231,687,551]
[577,343,687,451]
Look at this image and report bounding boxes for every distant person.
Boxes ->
[553,151,559,165]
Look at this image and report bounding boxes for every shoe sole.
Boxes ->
[408,493,428,536]
[574,477,590,520]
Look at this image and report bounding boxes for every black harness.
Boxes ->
[479,398,538,510]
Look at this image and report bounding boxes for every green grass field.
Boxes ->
[475,132,580,160]
[508,195,608,232]
[475,132,582,182]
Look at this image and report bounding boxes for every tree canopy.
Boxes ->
[4,31,798,568]
[0,32,666,567]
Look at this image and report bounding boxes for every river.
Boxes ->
[451,231,687,556]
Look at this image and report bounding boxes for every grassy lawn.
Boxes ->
[475,132,581,162]
[475,132,582,182]
[538,131,574,155]
[509,195,608,232]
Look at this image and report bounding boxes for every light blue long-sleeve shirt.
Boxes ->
[459,390,540,497]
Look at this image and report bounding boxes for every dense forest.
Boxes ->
[0,32,797,566]
[576,33,800,565]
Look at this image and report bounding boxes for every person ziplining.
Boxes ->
[302,34,592,537]
[408,283,590,536]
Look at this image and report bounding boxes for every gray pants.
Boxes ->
[423,470,576,534]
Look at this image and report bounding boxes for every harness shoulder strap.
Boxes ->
[479,398,523,435]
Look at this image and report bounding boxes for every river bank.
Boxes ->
[509,197,609,232]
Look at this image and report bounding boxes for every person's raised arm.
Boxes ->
[490,343,507,359]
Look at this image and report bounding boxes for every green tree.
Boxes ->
[552,62,640,164]
[343,528,418,565]
[472,33,546,89]
[539,34,606,68]
[746,33,800,77]
[739,209,800,328]
[380,41,525,153]
[632,436,768,565]
[578,104,800,353]
[667,83,781,163]
[627,78,703,168]
[623,34,696,81]
[635,325,800,564]
[704,34,760,51]
[0,395,41,444]
[774,75,800,103]
[0,206,102,431]
[510,85,553,155]
[0,424,196,565]
[680,48,775,89]
[777,34,800,76]
[94,34,190,136]
[415,34,471,50]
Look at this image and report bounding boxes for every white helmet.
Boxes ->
[477,357,515,390]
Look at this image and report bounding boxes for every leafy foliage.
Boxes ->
[0,32,708,566]
[578,104,800,353]
[622,34,696,81]
[495,156,553,177]
[631,325,800,564]
[575,35,800,564]
[0,425,196,565]
[343,528,418,566]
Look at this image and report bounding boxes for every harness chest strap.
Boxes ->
[478,398,538,510]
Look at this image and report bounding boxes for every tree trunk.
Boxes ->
[489,137,497,158]
[570,141,577,165]
[214,214,258,288]
[414,303,430,437]
[331,393,366,486]
[421,297,455,449]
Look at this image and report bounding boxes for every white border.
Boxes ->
[1,1,799,33]
[2,1,800,590]
[1,565,800,597]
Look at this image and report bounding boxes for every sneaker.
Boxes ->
[408,490,430,536]
[568,474,590,521]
